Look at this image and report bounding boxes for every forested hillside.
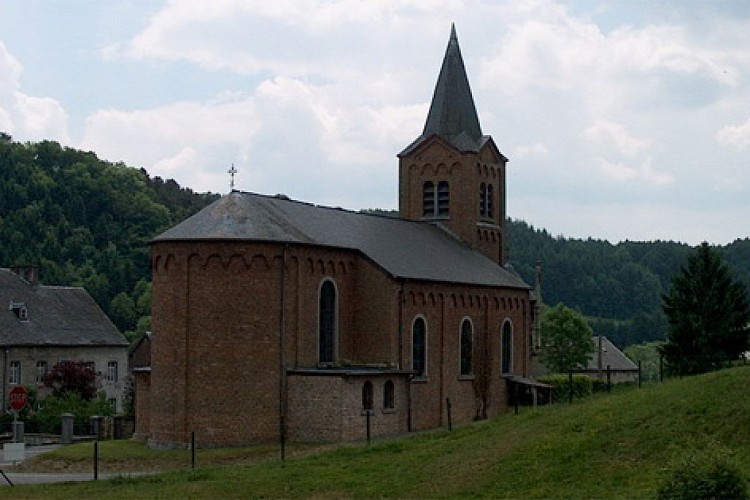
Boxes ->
[507,220,750,347]
[0,136,218,340]
[3,136,749,348]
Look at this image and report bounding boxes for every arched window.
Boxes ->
[422,181,435,216]
[480,183,494,219]
[501,320,513,374]
[479,183,487,216]
[383,380,395,409]
[486,184,494,219]
[319,279,337,364]
[460,319,473,376]
[412,317,427,377]
[437,181,450,216]
[362,381,374,410]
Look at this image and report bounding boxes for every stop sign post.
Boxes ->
[9,385,28,411]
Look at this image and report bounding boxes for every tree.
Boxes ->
[43,360,99,400]
[661,243,750,375]
[540,303,595,373]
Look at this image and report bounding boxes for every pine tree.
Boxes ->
[661,243,750,375]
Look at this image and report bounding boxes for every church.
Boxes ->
[136,26,539,448]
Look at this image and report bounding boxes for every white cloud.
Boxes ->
[513,143,548,159]
[716,118,750,150]
[0,41,69,141]
[584,120,650,156]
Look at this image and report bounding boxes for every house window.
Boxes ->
[36,360,48,383]
[383,380,395,409]
[109,398,118,412]
[422,181,435,216]
[412,317,427,377]
[9,361,21,385]
[318,279,337,364]
[460,319,473,376]
[501,321,513,374]
[362,381,374,411]
[437,181,450,216]
[106,361,119,383]
[83,361,96,373]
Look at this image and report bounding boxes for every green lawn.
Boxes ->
[7,365,750,498]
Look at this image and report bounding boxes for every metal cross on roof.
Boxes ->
[228,163,237,191]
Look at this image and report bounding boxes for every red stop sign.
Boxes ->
[9,386,27,410]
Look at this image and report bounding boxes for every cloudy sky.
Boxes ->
[1,1,749,245]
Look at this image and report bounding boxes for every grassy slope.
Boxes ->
[9,366,749,499]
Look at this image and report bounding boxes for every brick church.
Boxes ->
[135,26,539,447]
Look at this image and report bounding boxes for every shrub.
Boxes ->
[26,392,114,434]
[658,446,749,500]
[538,374,592,403]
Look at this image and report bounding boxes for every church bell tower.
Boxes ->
[398,25,508,266]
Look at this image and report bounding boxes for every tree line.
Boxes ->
[507,220,750,348]
[0,136,218,341]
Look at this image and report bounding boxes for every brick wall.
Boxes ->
[147,235,532,447]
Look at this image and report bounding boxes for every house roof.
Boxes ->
[0,269,128,347]
[584,336,638,372]
[400,25,489,156]
[152,191,530,290]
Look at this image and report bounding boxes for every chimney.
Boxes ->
[10,265,39,285]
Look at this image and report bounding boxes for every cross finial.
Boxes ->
[228,163,237,191]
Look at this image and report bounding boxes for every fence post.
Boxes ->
[446,398,452,431]
[61,413,74,445]
[638,360,642,388]
[659,353,664,382]
[191,431,196,469]
[514,383,519,415]
[606,365,611,393]
[93,440,98,481]
[568,370,573,404]
[365,410,371,445]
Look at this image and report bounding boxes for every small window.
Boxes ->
[423,181,435,216]
[486,184,494,219]
[480,183,494,219]
[412,317,427,377]
[383,380,395,409]
[362,381,374,411]
[9,361,21,385]
[108,398,118,412]
[460,319,473,376]
[501,321,513,374]
[106,361,119,383]
[437,181,450,216]
[319,279,337,364]
[36,360,48,383]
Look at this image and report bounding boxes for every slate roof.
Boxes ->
[152,191,530,290]
[400,25,491,156]
[583,336,638,372]
[0,269,128,347]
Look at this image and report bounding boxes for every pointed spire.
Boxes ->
[422,24,483,148]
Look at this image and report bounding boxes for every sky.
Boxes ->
[1,0,749,245]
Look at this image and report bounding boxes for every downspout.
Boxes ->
[279,244,289,460]
[398,281,411,431]
[183,256,191,444]
[2,348,7,410]
[439,294,445,426]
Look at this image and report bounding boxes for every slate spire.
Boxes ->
[422,24,483,149]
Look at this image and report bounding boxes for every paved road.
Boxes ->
[0,471,146,486]
[0,443,150,486]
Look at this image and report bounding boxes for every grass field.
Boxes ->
[6,365,749,498]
